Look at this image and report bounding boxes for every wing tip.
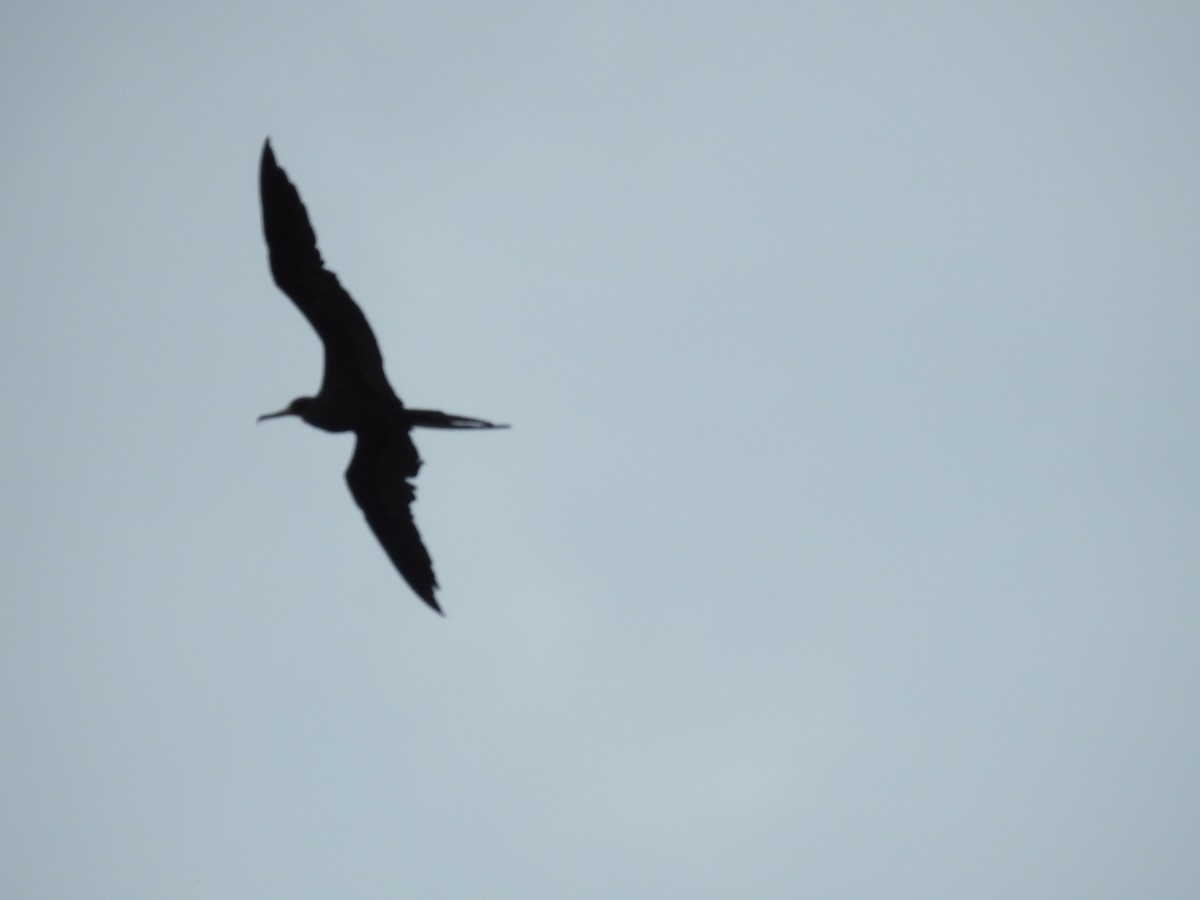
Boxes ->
[421,593,445,616]
[261,139,280,180]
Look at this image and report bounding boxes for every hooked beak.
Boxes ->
[256,408,293,423]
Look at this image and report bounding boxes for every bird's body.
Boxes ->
[257,140,505,614]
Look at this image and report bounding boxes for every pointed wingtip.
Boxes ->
[424,595,445,617]
[414,579,444,616]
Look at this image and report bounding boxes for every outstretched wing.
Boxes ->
[345,424,441,614]
[259,140,393,400]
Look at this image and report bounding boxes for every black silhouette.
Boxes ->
[257,140,506,614]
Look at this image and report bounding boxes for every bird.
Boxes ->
[256,139,507,615]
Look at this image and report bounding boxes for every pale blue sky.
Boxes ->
[2,2,1199,897]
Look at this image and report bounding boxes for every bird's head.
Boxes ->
[257,397,315,423]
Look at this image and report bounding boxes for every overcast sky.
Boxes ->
[3,2,1199,897]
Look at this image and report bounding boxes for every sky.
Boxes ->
[2,1,1199,897]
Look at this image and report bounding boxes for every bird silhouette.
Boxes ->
[257,139,506,614]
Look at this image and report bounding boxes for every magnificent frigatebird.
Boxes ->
[257,139,506,614]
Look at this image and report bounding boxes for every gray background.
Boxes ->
[3,2,1198,897]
